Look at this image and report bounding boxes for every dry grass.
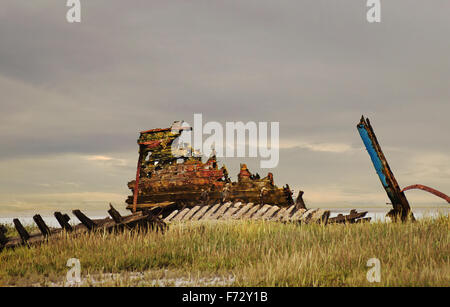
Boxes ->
[0,216,448,286]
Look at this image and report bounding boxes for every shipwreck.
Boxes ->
[4,115,446,253]
[126,121,294,213]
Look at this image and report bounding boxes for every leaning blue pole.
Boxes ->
[357,116,414,222]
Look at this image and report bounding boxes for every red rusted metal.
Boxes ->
[127,121,294,211]
[401,184,450,203]
[139,127,172,134]
[132,148,144,213]
[138,140,162,147]
[140,126,191,134]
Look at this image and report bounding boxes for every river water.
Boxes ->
[0,207,448,227]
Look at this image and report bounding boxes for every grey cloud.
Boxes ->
[0,1,448,210]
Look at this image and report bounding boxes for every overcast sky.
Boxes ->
[0,1,449,214]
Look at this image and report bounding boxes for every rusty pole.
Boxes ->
[357,116,414,222]
[132,146,144,213]
[402,184,450,203]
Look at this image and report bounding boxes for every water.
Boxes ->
[0,214,110,228]
[0,207,447,227]
[329,207,449,222]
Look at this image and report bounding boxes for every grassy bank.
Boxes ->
[0,216,448,286]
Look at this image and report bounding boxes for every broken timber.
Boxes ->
[161,202,368,225]
[357,116,414,222]
[0,204,167,252]
[327,210,369,224]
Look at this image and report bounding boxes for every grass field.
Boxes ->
[0,216,448,287]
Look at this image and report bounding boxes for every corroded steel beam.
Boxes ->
[357,116,414,221]
[402,184,450,203]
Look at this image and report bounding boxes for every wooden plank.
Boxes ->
[232,202,243,209]
[309,209,330,224]
[163,210,179,222]
[54,212,73,232]
[63,214,71,223]
[172,207,191,221]
[181,206,202,221]
[252,204,272,220]
[199,203,222,220]
[72,210,97,231]
[33,215,51,236]
[289,208,307,222]
[219,205,240,220]
[208,202,232,220]
[328,210,368,224]
[108,204,123,224]
[280,205,297,222]
[190,205,210,221]
[261,206,280,220]
[13,219,30,243]
[240,204,261,219]
[0,225,8,247]
[299,209,319,224]
[271,207,287,221]
[231,203,253,219]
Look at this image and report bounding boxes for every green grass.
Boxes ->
[3,224,38,238]
[0,216,448,286]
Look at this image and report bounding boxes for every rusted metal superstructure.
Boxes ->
[127,121,294,212]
